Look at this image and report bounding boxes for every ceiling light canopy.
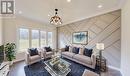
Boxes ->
[98,5,103,8]
[18,11,22,14]
[50,9,62,25]
[48,14,50,17]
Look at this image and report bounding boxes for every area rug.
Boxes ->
[24,58,99,76]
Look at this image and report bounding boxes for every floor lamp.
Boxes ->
[96,43,105,76]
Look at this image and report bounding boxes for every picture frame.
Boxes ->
[72,31,88,45]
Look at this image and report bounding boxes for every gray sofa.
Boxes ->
[61,46,96,69]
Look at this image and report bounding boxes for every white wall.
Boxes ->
[2,16,56,62]
[121,0,130,76]
[0,18,3,45]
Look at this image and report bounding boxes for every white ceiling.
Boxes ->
[15,0,125,26]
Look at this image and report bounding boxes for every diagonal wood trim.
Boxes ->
[58,10,121,68]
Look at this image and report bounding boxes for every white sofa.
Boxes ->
[39,47,54,59]
[61,46,96,69]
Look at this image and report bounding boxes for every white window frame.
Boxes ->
[17,27,30,53]
[31,29,40,48]
[17,27,54,53]
[40,31,47,47]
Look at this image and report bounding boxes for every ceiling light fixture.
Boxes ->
[50,9,62,25]
[98,5,103,8]
[67,0,71,2]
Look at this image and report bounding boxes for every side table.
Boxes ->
[96,55,107,72]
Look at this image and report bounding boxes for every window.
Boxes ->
[18,28,54,52]
[48,32,53,47]
[31,30,39,48]
[40,31,46,47]
[19,28,29,51]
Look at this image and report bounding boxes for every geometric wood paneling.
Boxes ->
[90,25,102,34]
[58,10,121,69]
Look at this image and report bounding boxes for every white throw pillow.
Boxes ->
[79,48,84,55]
[69,46,73,52]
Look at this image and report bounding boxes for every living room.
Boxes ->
[0,0,130,76]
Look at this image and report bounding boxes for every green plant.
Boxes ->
[5,43,16,61]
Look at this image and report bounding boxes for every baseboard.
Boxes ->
[108,66,121,71]
[120,69,124,76]
[108,66,123,76]
[13,59,25,63]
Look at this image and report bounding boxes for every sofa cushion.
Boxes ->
[83,48,93,57]
[72,47,79,54]
[46,52,53,56]
[28,48,38,56]
[62,52,75,58]
[30,55,40,61]
[65,45,69,51]
[73,54,92,65]
[44,46,52,52]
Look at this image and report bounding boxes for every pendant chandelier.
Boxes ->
[50,9,62,25]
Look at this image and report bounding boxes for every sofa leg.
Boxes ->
[61,56,64,58]
[27,65,30,68]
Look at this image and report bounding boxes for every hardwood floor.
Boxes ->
[8,61,122,76]
[8,61,26,76]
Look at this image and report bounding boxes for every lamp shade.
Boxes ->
[96,43,104,50]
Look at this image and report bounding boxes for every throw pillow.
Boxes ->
[65,45,69,51]
[44,46,52,52]
[69,46,73,52]
[72,47,79,54]
[83,48,93,57]
[28,48,38,56]
[79,48,84,55]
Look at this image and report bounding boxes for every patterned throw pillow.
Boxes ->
[44,47,52,52]
[83,48,93,57]
[28,48,38,56]
[65,45,69,51]
[72,47,80,54]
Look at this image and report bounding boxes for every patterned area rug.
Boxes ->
[24,58,99,76]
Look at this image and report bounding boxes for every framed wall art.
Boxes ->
[72,31,88,45]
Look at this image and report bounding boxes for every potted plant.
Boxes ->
[5,43,16,65]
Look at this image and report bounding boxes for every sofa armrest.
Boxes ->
[52,49,55,54]
[91,53,96,68]
[38,50,42,59]
[59,48,65,52]
[38,48,46,58]
[25,50,30,64]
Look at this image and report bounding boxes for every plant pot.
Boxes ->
[9,61,13,66]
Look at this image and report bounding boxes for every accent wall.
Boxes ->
[58,10,121,69]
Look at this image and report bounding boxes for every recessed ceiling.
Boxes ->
[15,0,125,26]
